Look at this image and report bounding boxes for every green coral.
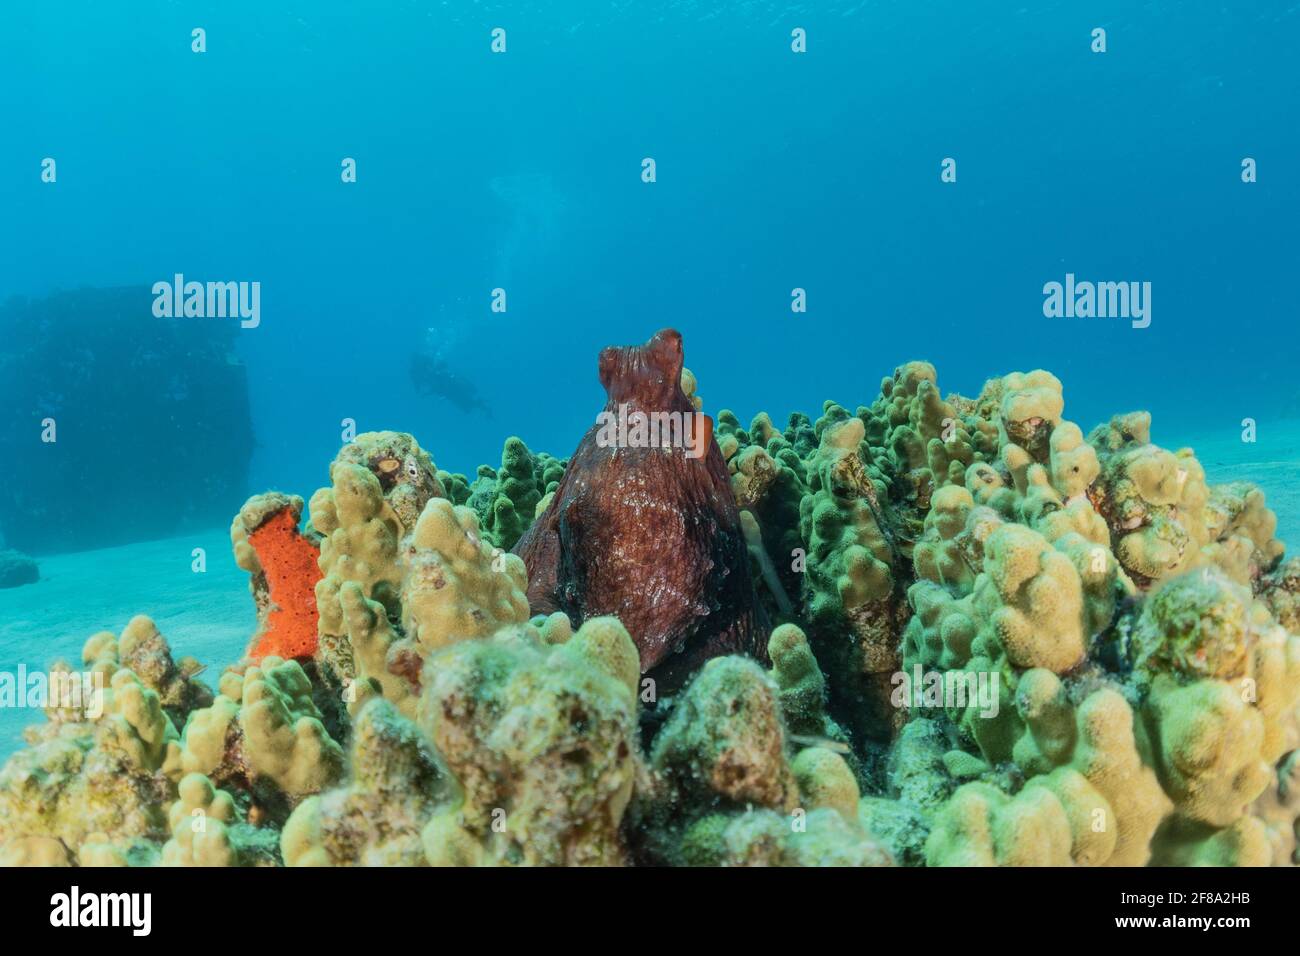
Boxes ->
[679,807,891,867]
[282,698,445,866]
[418,617,642,866]
[798,416,906,740]
[650,657,797,812]
[635,656,890,867]
[468,437,545,551]
[767,623,846,742]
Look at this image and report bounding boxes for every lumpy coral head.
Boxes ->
[513,328,764,687]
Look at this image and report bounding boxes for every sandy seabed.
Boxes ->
[1,426,1296,761]
[0,528,254,757]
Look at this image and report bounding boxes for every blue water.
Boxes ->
[3,0,1298,522]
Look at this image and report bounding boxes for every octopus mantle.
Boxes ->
[513,329,765,688]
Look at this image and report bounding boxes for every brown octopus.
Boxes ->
[513,329,765,689]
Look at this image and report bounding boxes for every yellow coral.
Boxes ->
[973,523,1085,673]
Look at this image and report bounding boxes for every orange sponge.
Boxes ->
[247,507,322,660]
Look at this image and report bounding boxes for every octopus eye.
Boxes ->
[406,460,420,480]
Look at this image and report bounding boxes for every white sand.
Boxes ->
[0,528,253,756]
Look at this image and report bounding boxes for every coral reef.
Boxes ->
[282,699,445,866]
[466,436,563,551]
[1,329,1297,868]
[629,655,890,866]
[417,616,642,866]
[176,656,344,824]
[0,616,213,865]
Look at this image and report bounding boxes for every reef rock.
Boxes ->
[513,329,764,687]
[0,549,39,589]
[0,286,254,554]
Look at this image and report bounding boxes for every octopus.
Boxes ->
[513,328,765,690]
